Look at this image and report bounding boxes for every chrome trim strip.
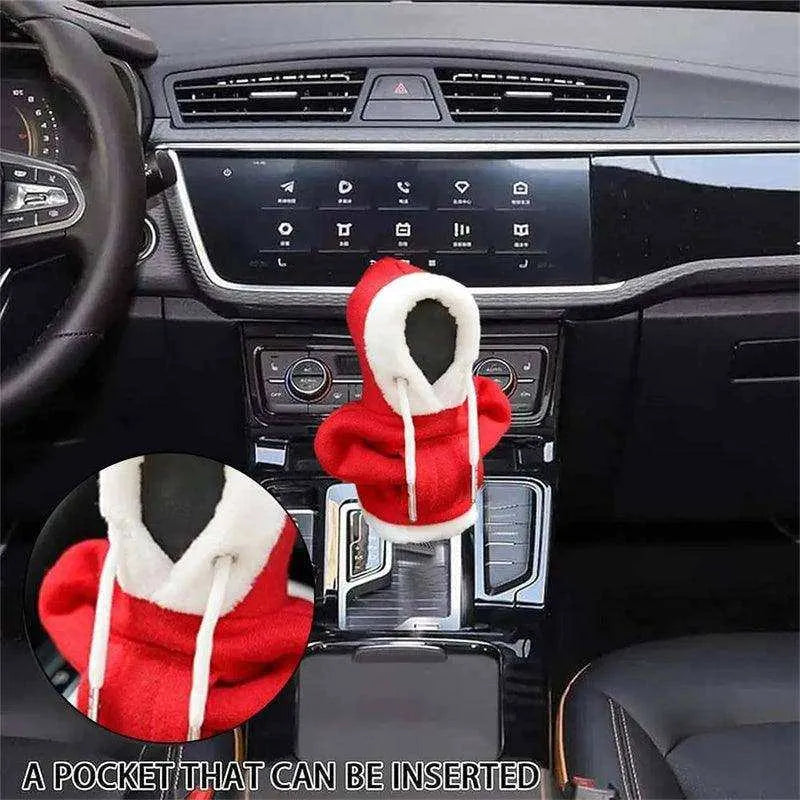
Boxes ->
[166,148,625,297]
[137,216,158,262]
[160,141,799,154]
[474,477,552,608]
[0,151,85,241]
[164,144,799,301]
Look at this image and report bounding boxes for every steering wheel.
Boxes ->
[0,4,147,424]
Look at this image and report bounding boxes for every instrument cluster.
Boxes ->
[1,46,92,172]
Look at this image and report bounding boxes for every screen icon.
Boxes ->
[517,259,529,270]
[513,223,530,238]
[395,221,412,238]
[277,221,294,237]
[338,180,354,195]
[453,221,471,237]
[512,181,529,196]
[454,180,471,195]
[277,257,289,267]
[337,221,353,238]
[396,180,411,194]
[280,180,295,194]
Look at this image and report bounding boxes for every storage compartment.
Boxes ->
[296,643,501,761]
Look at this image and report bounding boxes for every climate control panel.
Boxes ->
[253,342,549,423]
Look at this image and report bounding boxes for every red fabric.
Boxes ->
[38,519,312,742]
[314,257,511,529]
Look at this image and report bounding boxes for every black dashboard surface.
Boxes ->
[114,2,799,145]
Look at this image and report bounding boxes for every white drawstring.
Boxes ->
[466,374,480,502]
[187,554,233,741]
[86,544,234,738]
[87,540,119,723]
[396,373,481,522]
[395,377,418,521]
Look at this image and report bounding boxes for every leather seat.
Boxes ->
[555,633,799,800]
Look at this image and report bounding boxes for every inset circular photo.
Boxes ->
[25,454,314,743]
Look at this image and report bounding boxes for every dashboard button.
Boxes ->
[373,174,430,210]
[257,172,314,210]
[505,350,543,381]
[435,173,492,210]
[248,252,305,271]
[433,213,488,253]
[361,100,441,121]
[346,382,363,402]
[259,350,306,381]
[258,210,314,251]
[318,176,369,210]
[328,385,348,405]
[510,384,538,416]
[264,383,307,414]
[317,211,371,253]
[369,75,433,101]
[2,210,36,231]
[375,211,431,253]
[492,212,538,253]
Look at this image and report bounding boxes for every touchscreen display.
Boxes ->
[180,156,592,287]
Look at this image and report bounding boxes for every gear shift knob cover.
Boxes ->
[314,257,511,543]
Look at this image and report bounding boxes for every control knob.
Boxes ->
[286,357,331,401]
[473,357,516,395]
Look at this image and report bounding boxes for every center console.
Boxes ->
[248,332,555,424]
[243,315,558,764]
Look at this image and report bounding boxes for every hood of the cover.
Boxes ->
[347,257,481,417]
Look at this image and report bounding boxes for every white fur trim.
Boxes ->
[287,580,314,603]
[98,457,289,616]
[360,504,477,544]
[362,272,480,416]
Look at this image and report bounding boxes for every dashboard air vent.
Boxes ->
[173,68,367,124]
[436,68,630,124]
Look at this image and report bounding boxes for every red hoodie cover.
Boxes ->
[38,457,313,742]
[314,258,511,542]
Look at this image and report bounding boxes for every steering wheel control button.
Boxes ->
[34,168,71,190]
[474,357,515,393]
[369,75,433,101]
[2,210,36,231]
[3,164,35,182]
[36,204,76,224]
[287,358,331,401]
[3,182,72,215]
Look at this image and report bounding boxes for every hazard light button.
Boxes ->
[369,75,433,100]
